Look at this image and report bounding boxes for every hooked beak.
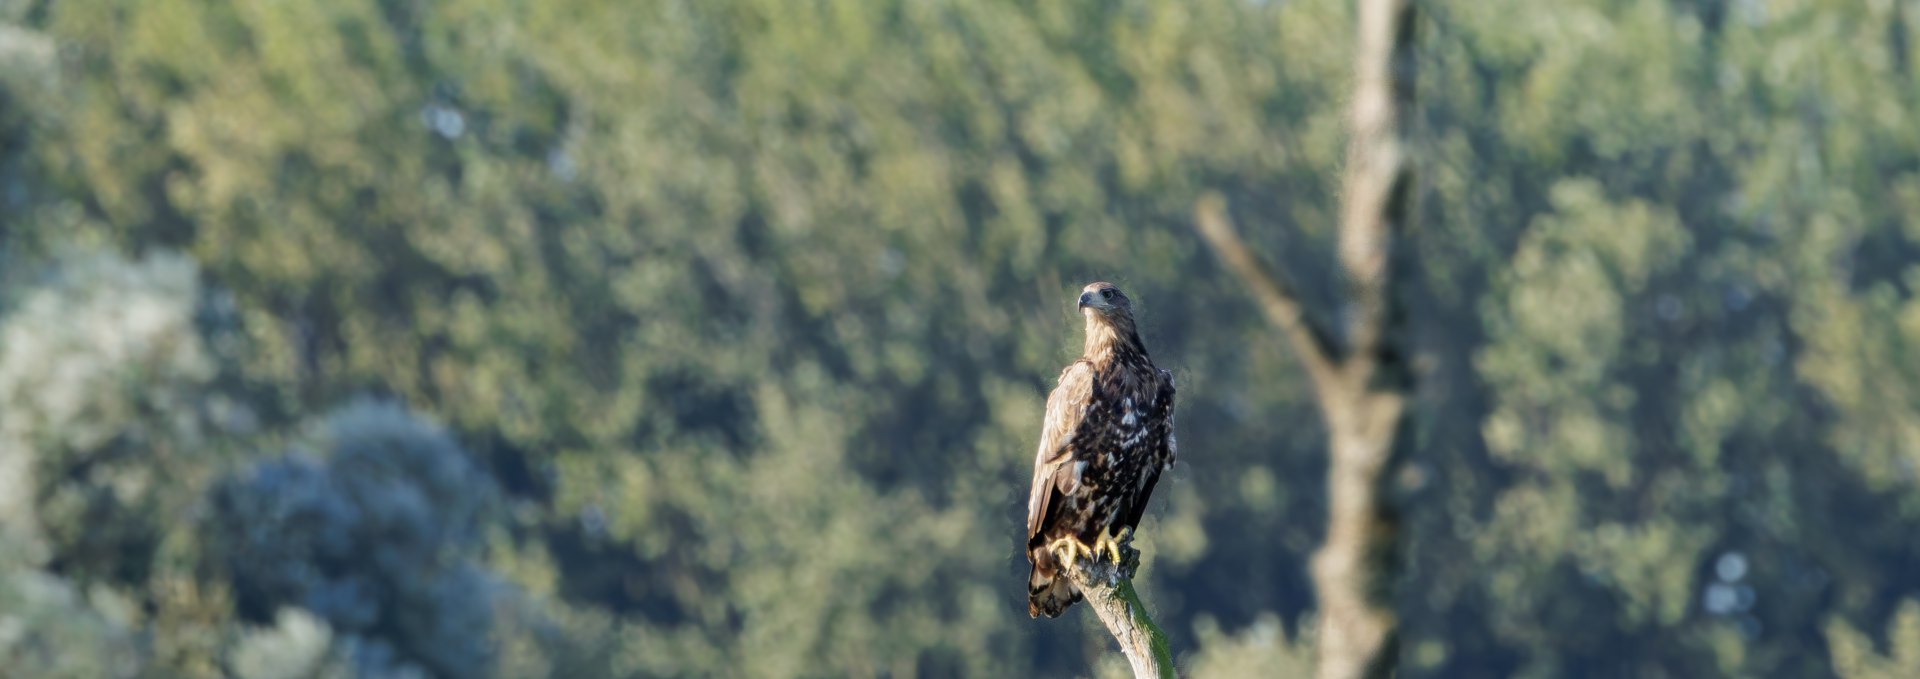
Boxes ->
[1078,291,1094,309]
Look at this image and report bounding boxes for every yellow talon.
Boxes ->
[1049,536,1087,568]
[1050,529,1134,569]
[1091,528,1112,564]
[1095,527,1128,564]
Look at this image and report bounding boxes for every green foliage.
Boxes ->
[1829,600,1920,679]
[0,251,216,578]
[227,608,335,679]
[0,250,234,677]
[0,0,1916,676]
[1185,613,1315,679]
[0,570,142,679]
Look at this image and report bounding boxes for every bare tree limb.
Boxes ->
[1064,540,1176,679]
[1193,192,1344,397]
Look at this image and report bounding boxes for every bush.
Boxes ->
[210,400,500,678]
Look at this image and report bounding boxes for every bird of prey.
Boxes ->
[1025,282,1177,618]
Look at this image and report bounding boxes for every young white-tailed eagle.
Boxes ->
[1025,282,1177,618]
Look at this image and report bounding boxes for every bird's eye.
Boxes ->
[1101,289,1115,299]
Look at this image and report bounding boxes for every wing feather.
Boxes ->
[1121,369,1177,531]
[1157,369,1177,467]
[1026,361,1094,541]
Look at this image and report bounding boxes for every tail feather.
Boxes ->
[1027,550,1083,618]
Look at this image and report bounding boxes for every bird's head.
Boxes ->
[1077,282,1142,357]
[1078,282,1132,319]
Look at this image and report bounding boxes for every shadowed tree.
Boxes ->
[209,401,500,678]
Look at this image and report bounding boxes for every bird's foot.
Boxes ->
[1092,526,1129,565]
[1048,535,1090,568]
[1051,530,1140,580]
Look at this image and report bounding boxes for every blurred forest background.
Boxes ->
[1,0,1918,677]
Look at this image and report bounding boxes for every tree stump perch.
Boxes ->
[1062,535,1177,679]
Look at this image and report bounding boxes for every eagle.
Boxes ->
[1025,281,1177,618]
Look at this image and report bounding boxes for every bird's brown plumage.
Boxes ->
[1025,282,1177,618]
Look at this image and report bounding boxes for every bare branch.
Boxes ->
[1065,541,1176,679]
[1193,192,1344,396]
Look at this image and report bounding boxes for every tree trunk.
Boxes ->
[1311,393,1407,679]
[1193,0,1418,676]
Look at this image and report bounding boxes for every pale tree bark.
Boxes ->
[1193,0,1418,677]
